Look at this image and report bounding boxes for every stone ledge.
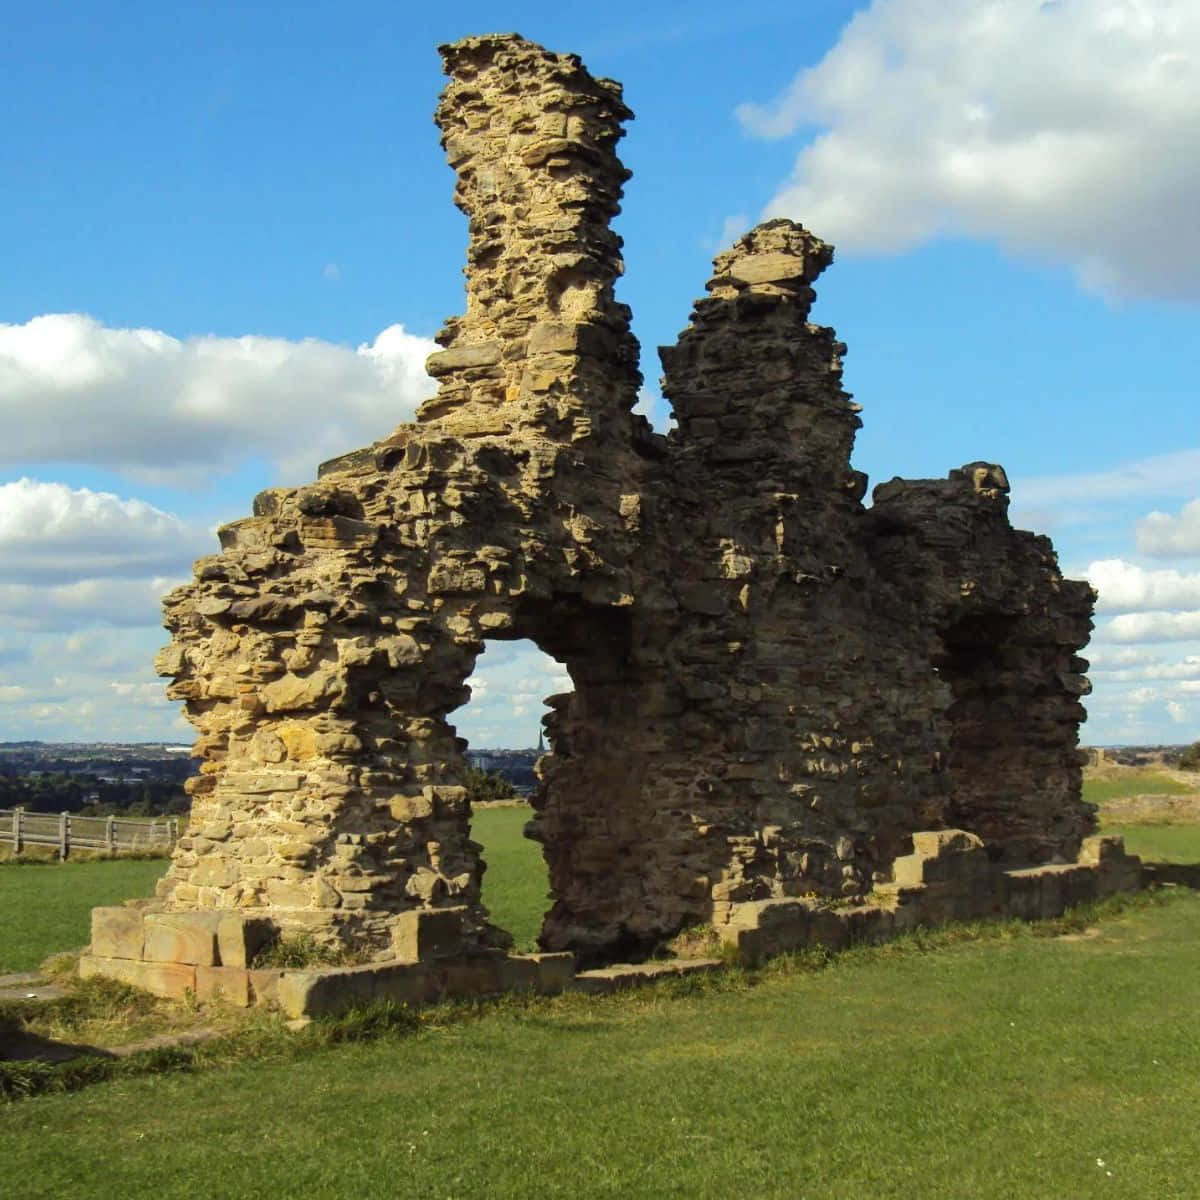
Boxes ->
[721,831,1147,965]
[570,959,724,996]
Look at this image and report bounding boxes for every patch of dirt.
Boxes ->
[1099,794,1200,824]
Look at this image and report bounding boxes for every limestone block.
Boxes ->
[910,830,984,857]
[265,879,313,908]
[526,952,575,993]
[425,343,502,375]
[1078,835,1128,864]
[248,968,287,1006]
[728,251,816,286]
[276,963,433,1020]
[195,965,252,1007]
[261,671,339,714]
[217,914,277,968]
[91,906,145,961]
[79,954,197,1000]
[143,912,222,966]
[392,907,466,963]
[436,957,508,996]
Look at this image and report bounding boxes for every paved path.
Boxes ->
[0,971,67,1003]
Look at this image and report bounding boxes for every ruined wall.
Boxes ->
[147,33,1096,968]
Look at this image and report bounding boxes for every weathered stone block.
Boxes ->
[392,907,466,963]
[195,965,251,1006]
[143,912,222,966]
[526,952,576,993]
[91,906,145,961]
[248,968,287,1006]
[276,963,432,1019]
[216,914,277,969]
[425,342,502,375]
[79,954,197,999]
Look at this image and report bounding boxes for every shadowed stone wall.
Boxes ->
[147,33,1096,967]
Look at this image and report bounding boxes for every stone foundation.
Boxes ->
[81,831,1144,1018]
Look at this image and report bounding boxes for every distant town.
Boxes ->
[2,740,1191,817]
[0,741,541,814]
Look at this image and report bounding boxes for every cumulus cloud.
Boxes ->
[1103,610,1200,643]
[0,577,180,633]
[0,479,211,584]
[0,315,437,487]
[1137,498,1200,557]
[738,0,1200,300]
[1086,558,1200,613]
[0,626,184,741]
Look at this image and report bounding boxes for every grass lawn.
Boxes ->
[471,803,547,950]
[0,858,167,973]
[2,890,1199,1198]
[1083,771,1197,805]
[0,808,545,974]
[1101,823,1200,864]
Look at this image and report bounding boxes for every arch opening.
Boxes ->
[453,638,566,951]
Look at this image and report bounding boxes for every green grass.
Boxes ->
[0,858,167,973]
[1102,823,1200,864]
[1083,771,1196,805]
[0,808,545,974]
[2,890,1198,1198]
[472,803,547,950]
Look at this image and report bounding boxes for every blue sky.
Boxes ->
[1,0,1197,748]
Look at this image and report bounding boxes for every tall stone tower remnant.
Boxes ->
[113,35,1099,971]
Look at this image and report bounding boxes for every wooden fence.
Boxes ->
[0,808,179,859]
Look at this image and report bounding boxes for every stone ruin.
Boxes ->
[83,34,1142,1012]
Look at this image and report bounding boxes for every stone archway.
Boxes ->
[88,35,1100,988]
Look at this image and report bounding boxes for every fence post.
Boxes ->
[106,815,116,855]
[169,817,179,847]
[59,811,70,861]
[12,807,22,855]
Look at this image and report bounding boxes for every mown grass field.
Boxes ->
[5,798,1200,1195]
[0,858,169,973]
[0,807,543,974]
[1082,770,1197,806]
[2,891,1198,1198]
[1101,823,1200,864]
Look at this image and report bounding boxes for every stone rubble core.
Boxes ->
[88,33,1106,997]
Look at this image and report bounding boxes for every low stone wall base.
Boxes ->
[720,832,1145,964]
[80,832,1149,1018]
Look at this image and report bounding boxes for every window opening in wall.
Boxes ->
[455,638,569,951]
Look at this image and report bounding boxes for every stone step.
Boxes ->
[570,958,723,996]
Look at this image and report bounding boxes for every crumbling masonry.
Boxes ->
[85,35,1126,1005]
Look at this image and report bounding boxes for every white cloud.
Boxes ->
[0,479,211,584]
[0,314,437,487]
[739,0,1200,300]
[1167,700,1190,723]
[1087,656,1200,682]
[1103,610,1200,643]
[1086,558,1200,613]
[0,626,183,741]
[0,577,179,633]
[1137,498,1200,557]
[1014,449,1200,507]
[1085,647,1161,670]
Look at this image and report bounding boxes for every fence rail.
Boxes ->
[0,808,178,859]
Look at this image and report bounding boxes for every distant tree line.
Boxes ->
[0,769,189,817]
[1180,742,1200,772]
